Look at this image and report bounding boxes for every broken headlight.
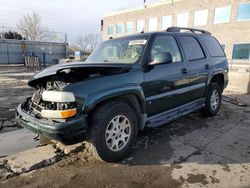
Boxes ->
[41,91,77,119]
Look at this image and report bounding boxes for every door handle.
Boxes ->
[205,64,210,69]
[182,68,188,74]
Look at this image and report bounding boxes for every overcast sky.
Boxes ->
[0,0,160,42]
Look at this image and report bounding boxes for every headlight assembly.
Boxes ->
[41,91,77,119]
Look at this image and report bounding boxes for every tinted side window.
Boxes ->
[150,35,182,63]
[179,36,205,61]
[200,36,225,57]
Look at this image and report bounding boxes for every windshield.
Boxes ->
[86,35,149,64]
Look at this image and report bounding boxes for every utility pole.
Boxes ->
[64,33,68,44]
[1,24,5,38]
[64,33,69,58]
[143,0,147,8]
[25,30,28,41]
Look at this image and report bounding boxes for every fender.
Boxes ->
[205,68,228,96]
[83,84,147,114]
[207,69,226,86]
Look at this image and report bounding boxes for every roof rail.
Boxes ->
[166,27,211,35]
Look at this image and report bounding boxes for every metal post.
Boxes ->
[6,42,10,64]
[25,30,29,60]
[42,52,46,67]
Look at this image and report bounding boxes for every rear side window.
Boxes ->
[179,36,205,61]
[200,35,225,57]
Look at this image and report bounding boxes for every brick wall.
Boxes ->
[102,0,250,62]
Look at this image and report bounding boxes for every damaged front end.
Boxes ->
[16,86,87,142]
[16,62,131,142]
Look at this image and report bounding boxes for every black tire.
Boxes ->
[200,82,222,117]
[88,101,138,162]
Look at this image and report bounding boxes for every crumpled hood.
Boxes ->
[28,62,132,87]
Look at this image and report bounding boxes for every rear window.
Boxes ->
[200,36,225,57]
[179,36,205,61]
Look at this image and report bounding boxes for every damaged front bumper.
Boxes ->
[16,101,88,143]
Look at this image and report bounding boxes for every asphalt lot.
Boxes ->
[0,67,250,188]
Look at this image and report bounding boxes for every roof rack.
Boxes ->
[166,27,211,35]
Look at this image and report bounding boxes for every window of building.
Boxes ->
[126,22,133,33]
[148,18,158,31]
[108,25,114,35]
[117,23,123,34]
[161,15,172,30]
[200,35,225,57]
[179,36,205,61]
[214,5,231,24]
[232,43,250,60]
[237,2,250,21]
[194,9,208,26]
[177,13,189,27]
[137,20,145,32]
[150,35,182,63]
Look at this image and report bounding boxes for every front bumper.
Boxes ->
[16,102,88,143]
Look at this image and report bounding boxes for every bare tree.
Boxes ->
[87,33,100,51]
[17,12,56,41]
[76,35,89,51]
[76,33,100,51]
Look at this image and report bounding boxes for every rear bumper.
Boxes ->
[16,102,88,143]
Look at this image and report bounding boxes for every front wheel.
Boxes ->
[88,101,138,162]
[200,82,222,117]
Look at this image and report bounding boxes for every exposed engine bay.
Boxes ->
[23,65,131,122]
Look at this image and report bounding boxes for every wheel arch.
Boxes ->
[207,72,225,93]
[84,86,147,130]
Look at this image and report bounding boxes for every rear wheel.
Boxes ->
[88,101,138,162]
[200,82,222,117]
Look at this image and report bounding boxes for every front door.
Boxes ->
[142,34,190,117]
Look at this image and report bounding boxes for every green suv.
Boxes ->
[16,27,229,162]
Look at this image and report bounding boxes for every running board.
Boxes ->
[146,98,205,128]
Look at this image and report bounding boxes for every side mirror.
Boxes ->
[149,52,173,66]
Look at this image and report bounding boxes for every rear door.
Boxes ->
[177,34,209,101]
[142,34,190,117]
